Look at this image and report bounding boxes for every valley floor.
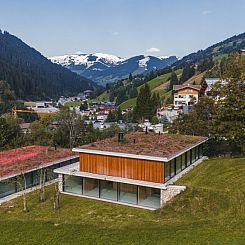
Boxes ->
[0,157,245,245]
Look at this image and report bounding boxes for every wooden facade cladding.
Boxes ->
[79,153,164,183]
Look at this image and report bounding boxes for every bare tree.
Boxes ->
[53,182,60,210]
[39,167,47,202]
[58,107,84,150]
[14,172,29,212]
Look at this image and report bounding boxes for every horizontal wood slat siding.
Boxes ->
[79,153,164,183]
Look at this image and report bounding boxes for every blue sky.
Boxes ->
[1,0,245,58]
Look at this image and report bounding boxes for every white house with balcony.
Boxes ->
[173,84,202,107]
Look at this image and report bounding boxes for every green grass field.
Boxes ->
[119,97,137,110]
[1,157,244,244]
[64,101,82,107]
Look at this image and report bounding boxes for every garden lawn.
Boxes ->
[0,157,245,244]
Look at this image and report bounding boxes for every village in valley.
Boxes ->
[0,1,245,244]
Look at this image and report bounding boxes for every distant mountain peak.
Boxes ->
[49,53,178,86]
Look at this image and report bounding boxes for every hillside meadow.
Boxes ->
[0,157,244,244]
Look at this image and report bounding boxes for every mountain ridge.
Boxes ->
[0,30,95,100]
[49,53,178,86]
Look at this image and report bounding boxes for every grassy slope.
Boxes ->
[64,101,82,107]
[0,157,245,244]
[119,97,137,110]
[93,90,110,102]
[119,69,182,109]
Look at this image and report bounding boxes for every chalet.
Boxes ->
[54,132,208,210]
[201,78,228,97]
[173,84,202,107]
[0,146,78,203]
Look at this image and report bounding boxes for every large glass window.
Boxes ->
[119,183,137,204]
[0,179,16,198]
[46,165,59,181]
[192,148,196,163]
[187,151,191,166]
[64,175,83,195]
[182,153,187,170]
[170,160,175,177]
[164,162,171,182]
[175,156,182,174]
[32,170,40,186]
[100,180,117,201]
[138,186,160,209]
[199,144,203,158]
[83,178,99,197]
[24,172,34,188]
[195,147,199,160]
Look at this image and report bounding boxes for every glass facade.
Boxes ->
[164,162,171,181]
[170,160,175,177]
[181,153,187,170]
[100,180,117,201]
[0,156,79,200]
[83,178,99,197]
[186,150,191,166]
[63,175,161,209]
[164,144,204,182]
[138,186,160,209]
[0,179,16,198]
[175,156,182,174]
[119,183,137,204]
[64,175,83,195]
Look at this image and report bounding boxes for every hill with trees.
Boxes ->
[170,52,245,156]
[0,30,95,100]
[173,32,245,68]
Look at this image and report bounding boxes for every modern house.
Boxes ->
[54,132,208,210]
[0,146,78,203]
[173,84,202,107]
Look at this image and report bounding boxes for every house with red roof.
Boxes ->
[173,84,202,107]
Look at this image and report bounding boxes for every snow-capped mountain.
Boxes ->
[49,53,178,85]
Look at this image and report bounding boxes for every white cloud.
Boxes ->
[146,47,161,53]
[202,10,212,15]
[112,31,119,36]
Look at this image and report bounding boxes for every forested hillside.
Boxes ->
[0,31,95,100]
[173,32,245,68]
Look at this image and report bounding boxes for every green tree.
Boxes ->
[106,111,117,122]
[179,65,195,84]
[116,107,123,121]
[210,79,245,154]
[0,114,21,148]
[129,87,138,98]
[169,71,179,91]
[57,107,84,149]
[151,116,159,125]
[169,97,214,137]
[129,73,133,82]
[80,101,88,111]
[160,115,169,129]
[133,83,152,121]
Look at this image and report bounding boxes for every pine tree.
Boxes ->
[133,84,159,122]
[129,73,133,82]
[169,72,179,91]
